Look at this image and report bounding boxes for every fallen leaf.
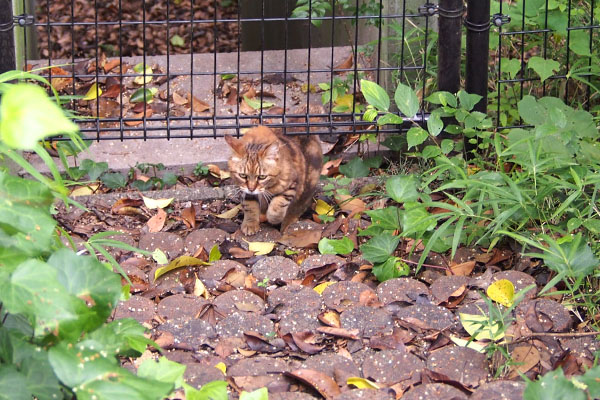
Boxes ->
[313,281,336,295]
[188,93,211,113]
[447,260,476,276]
[147,208,167,233]
[321,158,343,176]
[215,204,242,219]
[486,279,515,307]
[278,229,322,248]
[286,369,341,399]
[449,336,488,353]
[508,344,540,379]
[244,240,275,256]
[347,377,379,390]
[335,194,365,217]
[316,327,360,340]
[70,184,100,197]
[243,331,285,353]
[315,199,335,216]
[142,196,174,209]
[193,276,209,298]
[318,311,341,328]
[289,332,325,354]
[214,362,227,375]
[172,91,187,105]
[111,198,144,215]
[459,313,504,341]
[133,63,153,85]
[334,53,353,71]
[103,58,121,73]
[154,256,210,281]
[83,82,102,100]
[181,205,196,229]
[229,247,255,259]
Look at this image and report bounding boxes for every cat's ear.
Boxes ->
[263,142,279,161]
[224,135,244,156]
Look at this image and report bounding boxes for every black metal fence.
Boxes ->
[0,0,597,140]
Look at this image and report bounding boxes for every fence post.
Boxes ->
[437,0,463,94]
[464,0,490,155]
[0,0,16,74]
[465,0,490,112]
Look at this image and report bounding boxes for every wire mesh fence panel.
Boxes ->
[491,0,599,129]
[17,0,437,141]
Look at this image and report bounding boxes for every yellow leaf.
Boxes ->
[335,93,354,109]
[347,377,380,390]
[244,240,275,256]
[458,313,505,341]
[315,199,334,216]
[142,196,174,209]
[214,362,227,375]
[154,256,210,281]
[70,184,99,197]
[313,281,336,295]
[486,279,515,307]
[133,64,153,85]
[449,335,488,353]
[215,204,241,219]
[83,83,102,100]
[193,276,208,298]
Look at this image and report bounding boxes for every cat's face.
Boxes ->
[225,134,280,195]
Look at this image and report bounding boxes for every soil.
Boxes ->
[55,176,600,399]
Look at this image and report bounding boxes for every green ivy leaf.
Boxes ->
[86,318,149,355]
[523,368,586,400]
[360,79,390,112]
[441,139,454,154]
[425,91,457,108]
[318,237,354,255]
[381,135,407,151]
[400,203,437,237]
[130,87,155,103]
[406,126,428,149]
[240,387,269,400]
[185,380,228,400]
[0,84,78,150]
[517,96,547,126]
[579,365,600,398]
[162,172,178,187]
[457,90,483,111]
[81,159,109,181]
[394,83,419,118]
[364,207,402,233]
[0,365,30,400]
[386,174,420,203]
[372,256,409,282]
[360,233,400,264]
[569,29,591,56]
[339,157,370,178]
[527,56,560,83]
[362,107,378,122]
[421,145,441,159]
[101,172,128,189]
[501,58,522,79]
[138,357,186,387]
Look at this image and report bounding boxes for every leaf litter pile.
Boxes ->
[56,160,600,400]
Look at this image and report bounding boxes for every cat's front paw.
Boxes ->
[241,221,260,236]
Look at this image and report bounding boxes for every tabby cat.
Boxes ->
[224,125,322,235]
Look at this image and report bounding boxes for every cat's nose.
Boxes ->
[247,181,257,191]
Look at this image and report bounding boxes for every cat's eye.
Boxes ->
[258,175,268,180]
[239,173,247,179]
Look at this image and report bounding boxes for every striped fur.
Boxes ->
[224,125,322,235]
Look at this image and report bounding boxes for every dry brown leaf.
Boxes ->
[240,98,255,115]
[508,344,540,379]
[286,369,341,399]
[103,58,121,73]
[187,93,210,113]
[278,229,322,248]
[321,158,343,176]
[172,91,187,105]
[111,198,143,215]
[242,86,256,99]
[335,194,365,217]
[318,311,341,328]
[334,53,353,71]
[316,327,360,340]
[147,208,167,233]
[181,205,196,229]
[102,84,122,98]
[229,247,255,259]
[447,260,476,276]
